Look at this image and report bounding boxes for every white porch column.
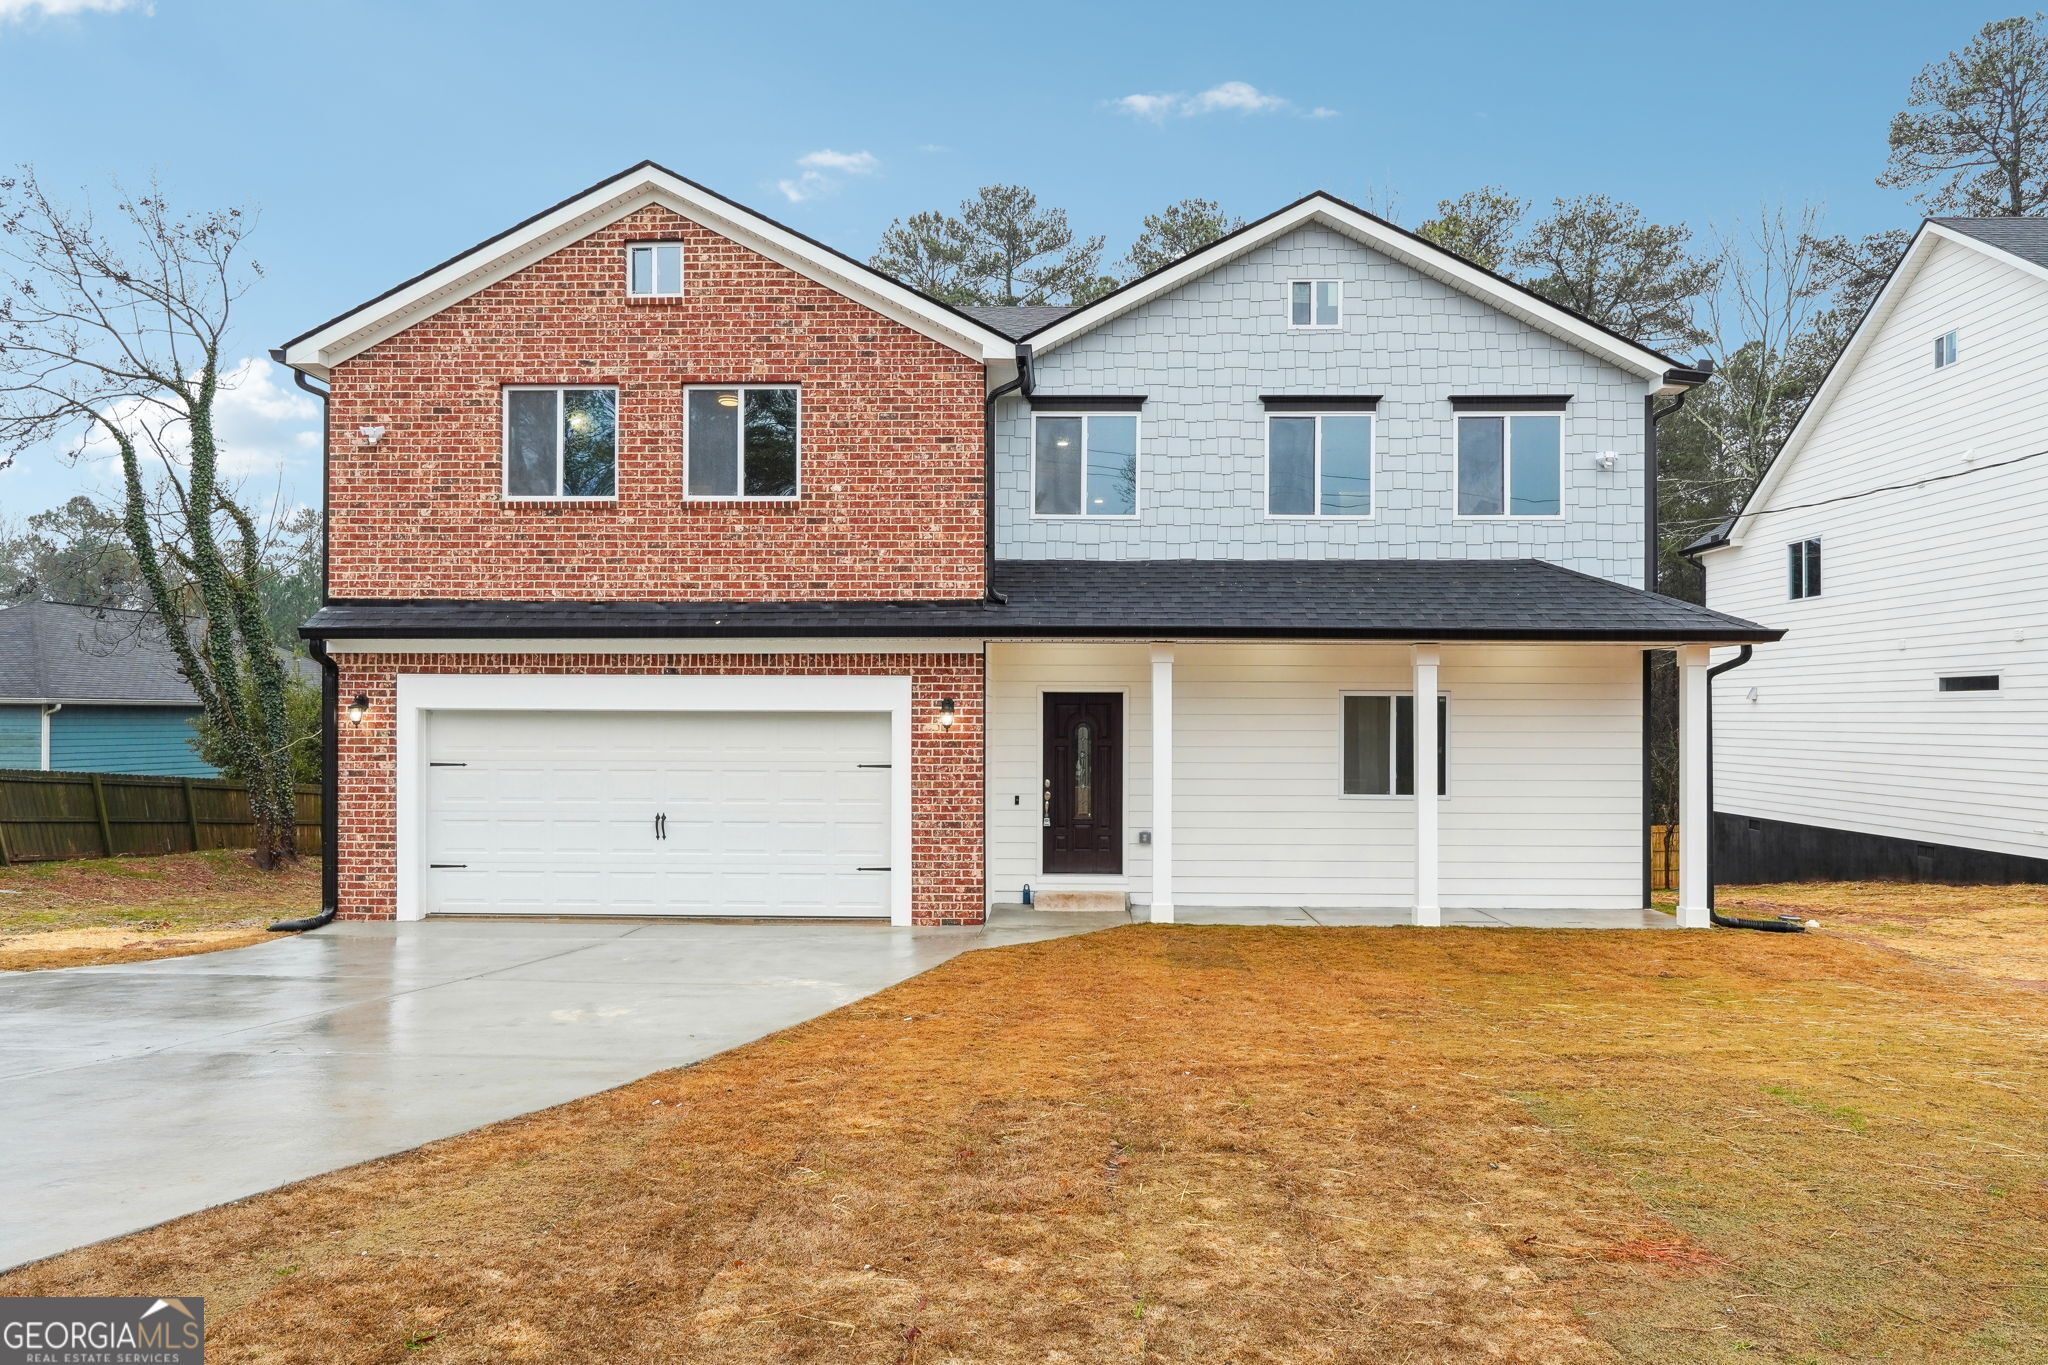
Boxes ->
[1149,643,1175,924]
[1676,643,1712,928]
[1411,644,1441,927]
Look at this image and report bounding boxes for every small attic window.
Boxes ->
[627,242,683,297]
[1933,329,1958,368]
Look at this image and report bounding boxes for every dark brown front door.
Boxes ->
[1043,693,1122,875]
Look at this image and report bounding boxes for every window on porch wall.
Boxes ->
[1341,694,1447,796]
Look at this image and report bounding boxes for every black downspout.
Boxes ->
[268,349,339,933]
[1641,391,1685,910]
[982,344,1032,605]
[1701,637,1801,933]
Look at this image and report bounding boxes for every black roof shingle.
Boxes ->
[1931,216,2048,269]
[302,559,1781,644]
[0,600,201,704]
[953,304,1080,340]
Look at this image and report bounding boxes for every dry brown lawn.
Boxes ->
[6,883,2047,1362]
[0,851,317,970]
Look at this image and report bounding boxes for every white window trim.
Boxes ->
[626,241,684,298]
[1029,412,1143,520]
[1337,690,1451,800]
[1933,329,1960,370]
[1287,278,1343,329]
[683,384,803,502]
[1935,672,2003,695]
[501,385,619,503]
[1263,412,1377,520]
[393,673,915,926]
[1452,412,1566,521]
[1787,534,1822,601]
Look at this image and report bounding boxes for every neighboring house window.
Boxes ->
[1939,674,2000,691]
[1289,280,1341,328]
[1341,693,1448,796]
[685,386,800,498]
[1268,414,1374,516]
[1033,413,1138,517]
[628,242,683,297]
[504,386,617,499]
[1933,330,1958,369]
[1787,537,1822,599]
[1456,413,1561,516]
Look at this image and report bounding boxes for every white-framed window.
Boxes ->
[503,386,618,500]
[1267,413,1374,516]
[685,386,801,499]
[1289,279,1341,328]
[1341,692,1448,797]
[1032,413,1139,517]
[1456,413,1562,517]
[1787,537,1821,599]
[1933,329,1959,369]
[627,242,683,297]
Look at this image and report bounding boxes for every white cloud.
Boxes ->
[777,148,879,203]
[1111,81,1331,122]
[0,0,149,20]
[74,356,320,494]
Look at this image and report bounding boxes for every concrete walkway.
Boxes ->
[0,916,1098,1272]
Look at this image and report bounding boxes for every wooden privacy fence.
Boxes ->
[1650,824,1679,893]
[0,769,321,864]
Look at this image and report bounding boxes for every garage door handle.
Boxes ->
[857,866,891,872]
[429,863,467,869]
[655,812,667,840]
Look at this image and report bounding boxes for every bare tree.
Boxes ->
[0,168,300,867]
[1513,195,1720,353]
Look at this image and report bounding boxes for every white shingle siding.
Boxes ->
[997,225,1651,586]
[1704,232,2048,862]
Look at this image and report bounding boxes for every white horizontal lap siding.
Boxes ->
[986,641,1643,910]
[1707,235,2048,862]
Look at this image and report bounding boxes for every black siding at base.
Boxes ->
[1715,812,2048,885]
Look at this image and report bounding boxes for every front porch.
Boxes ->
[989,904,1677,929]
[985,638,1722,928]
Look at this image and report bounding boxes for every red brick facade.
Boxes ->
[324,203,987,601]
[333,652,986,925]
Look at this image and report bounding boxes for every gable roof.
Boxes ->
[279,162,1018,378]
[955,304,1079,339]
[1692,217,2048,555]
[0,601,200,705]
[1010,192,1704,390]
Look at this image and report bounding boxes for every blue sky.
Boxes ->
[0,0,2014,519]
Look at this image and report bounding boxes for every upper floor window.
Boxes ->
[686,386,800,499]
[628,242,683,297]
[1268,413,1374,517]
[504,386,617,500]
[1933,329,1959,369]
[1342,693,1448,796]
[1787,537,1821,599]
[1456,413,1561,517]
[1289,280,1341,328]
[1034,413,1138,517]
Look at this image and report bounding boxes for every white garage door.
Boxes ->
[423,710,891,917]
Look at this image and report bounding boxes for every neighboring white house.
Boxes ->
[1689,216,2048,883]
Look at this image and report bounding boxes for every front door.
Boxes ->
[1043,693,1122,874]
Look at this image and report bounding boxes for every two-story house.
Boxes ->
[281,163,1777,931]
[1689,217,2048,884]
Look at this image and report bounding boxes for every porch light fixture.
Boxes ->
[1593,450,1619,471]
[346,694,370,726]
[358,425,386,446]
[937,697,958,727]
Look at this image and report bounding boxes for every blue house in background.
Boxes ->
[0,600,220,777]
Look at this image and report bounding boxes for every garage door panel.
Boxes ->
[423,708,892,918]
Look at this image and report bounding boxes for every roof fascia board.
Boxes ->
[1708,223,1963,552]
[1022,196,1675,380]
[281,169,1012,377]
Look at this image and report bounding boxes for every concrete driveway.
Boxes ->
[0,914,1106,1271]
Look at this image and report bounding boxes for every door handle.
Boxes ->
[654,812,667,840]
[1042,777,1052,828]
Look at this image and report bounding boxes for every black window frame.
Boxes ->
[1787,537,1822,599]
[1340,692,1449,797]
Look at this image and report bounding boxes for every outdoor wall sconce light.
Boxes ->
[1592,450,1619,471]
[937,697,958,728]
[346,694,370,726]
[358,425,387,446]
